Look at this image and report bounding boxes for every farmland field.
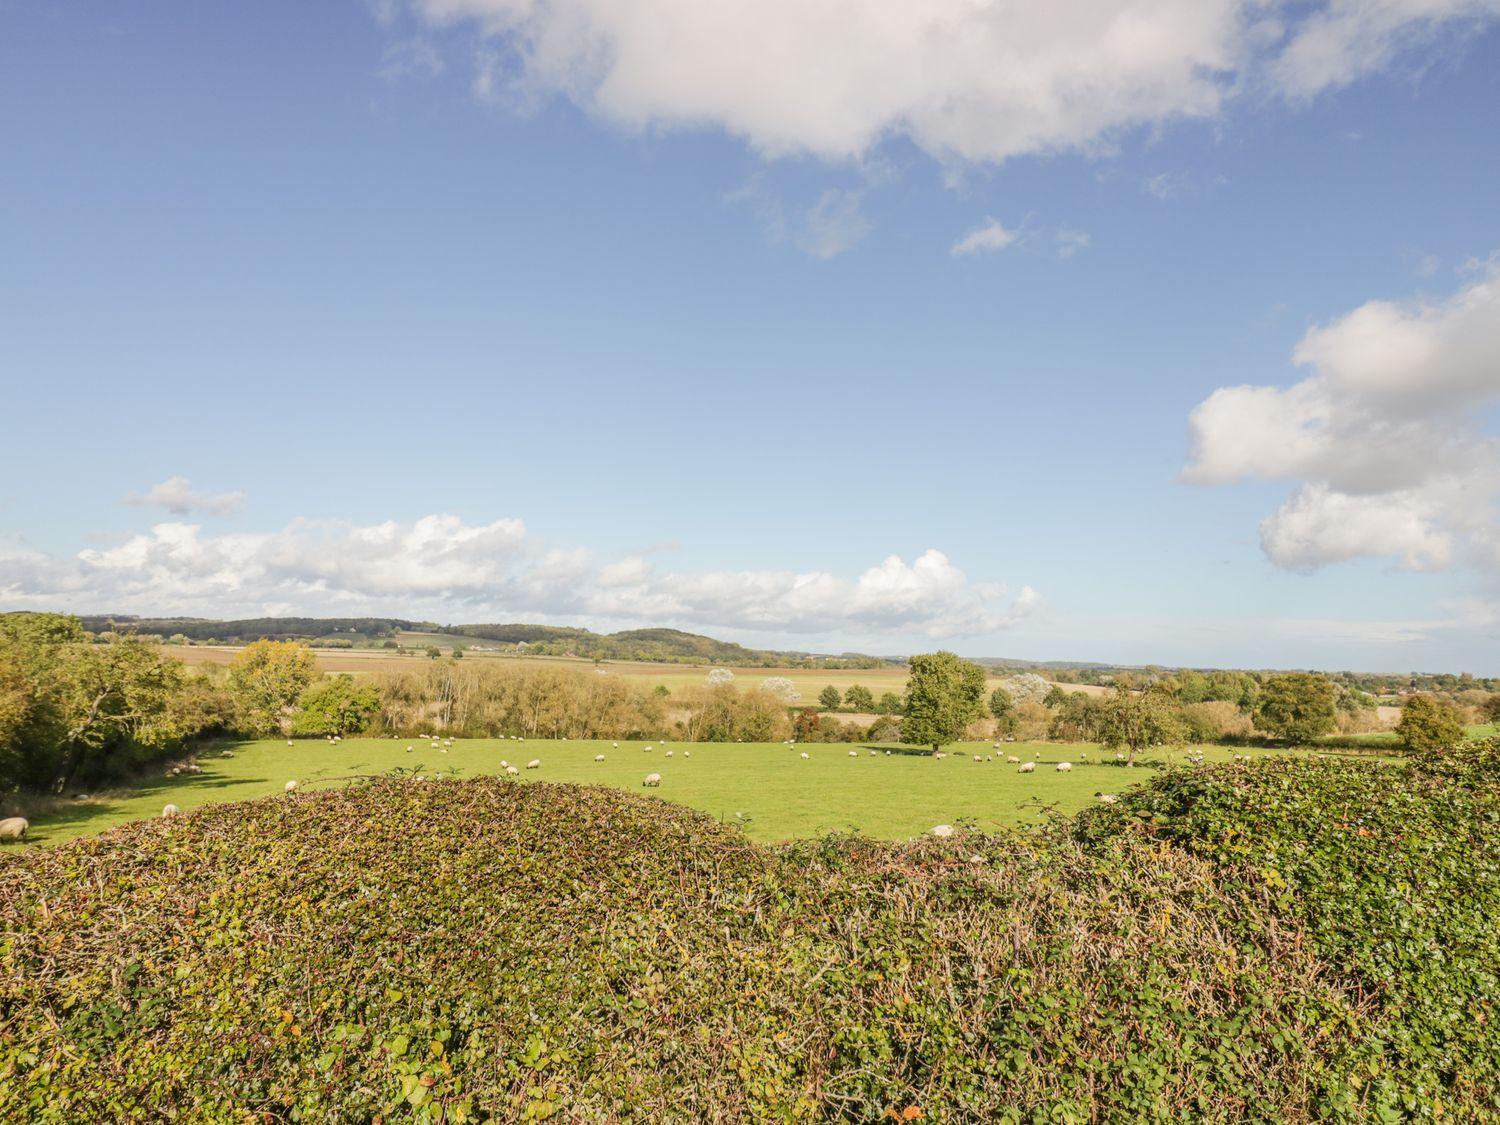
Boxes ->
[170,643,1046,700]
[18,737,1338,848]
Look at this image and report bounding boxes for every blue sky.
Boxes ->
[2,1,1499,672]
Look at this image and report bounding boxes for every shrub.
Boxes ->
[292,674,382,736]
[1076,751,1500,1116]
[2,780,1373,1121]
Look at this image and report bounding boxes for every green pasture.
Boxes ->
[17,737,1316,848]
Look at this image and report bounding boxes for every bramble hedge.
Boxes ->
[2,749,1495,1121]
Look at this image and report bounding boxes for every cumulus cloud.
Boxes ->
[951,218,1018,257]
[1185,261,1500,573]
[383,0,1499,166]
[0,515,1036,640]
[124,476,246,517]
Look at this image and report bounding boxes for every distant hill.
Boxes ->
[79,615,894,670]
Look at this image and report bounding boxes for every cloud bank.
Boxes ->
[389,0,1500,165]
[0,515,1038,640]
[1185,260,1500,575]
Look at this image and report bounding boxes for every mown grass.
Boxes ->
[16,738,1265,847]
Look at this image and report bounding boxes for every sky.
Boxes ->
[2,1,1499,673]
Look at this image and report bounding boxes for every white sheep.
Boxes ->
[500,759,509,768]
[1096,793,1119,803]
[973,755,982,763]
[287,740,294,747]
[1007,755,1019,763]
[849,750,859,758]
[0,816,29,841]
[930,824,955,838]
[800,752,810,760]
[612,741,619,748]
[407,745,414,752]
[285,780,299,792]
[665,749,674,758]
[221,750,235,758]
[161,804,179,818]
[934,752,946,760]
[1018,762,1035,773]
[683,751,690,758]
[526,759,541,770]
[505,765,519,776]
[594,754,606,762]
[643,773,661,787]
[1055,762,1072,772]
[644,745,654,752]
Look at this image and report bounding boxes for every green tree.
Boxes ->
[293,675,382,736]
[49,640,186,790]
[818,685,843,710]
[876,692,903,715]
[1482,695,1500,724]
[988,686,1017,736]
[1042,685,1068,709]
[1396,694,1466,754]
[1254,673,1338,744]
[1098,687,1185,766]
[843,684,874,712]
[227,640,318,736]
[902,651,987,753]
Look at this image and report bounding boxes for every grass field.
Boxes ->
[15,737,1331,848]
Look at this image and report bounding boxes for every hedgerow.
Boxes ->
[3,778,1373,1122]
[1076,740,1500,1119]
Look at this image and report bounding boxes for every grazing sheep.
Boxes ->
[986,756,993,762]
[1018,762,1036,773]
[612,741,619,747]
[1056,762,1073,772]
[526,759,541,770]
[161,804,179,818]
[1097,793,1119,803]
[285,780,299,792]
[973,755,982,763]
[930,824,955,838]
[885,750,891,756]
[665,750,674,758]
[870,749,877,756]
[505,765,519,776]
[0,816,29,841]
[594,754,606,762]
[849,750,859,758]
[643,773,661,787]
[934,752,946,760]
[683,751,690,758]
[800,752,810,760]
[221,750,235,758]
[287,740,294,747]
[407,745,414,752]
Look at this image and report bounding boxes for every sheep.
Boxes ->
[849,750,859,758]
[643,773,661,787]
[287,740,294,747]
[221,750,235,758]
[665,749,674,758]
[645,745,654,753]
[594,754,606,762]
[505,765,520,776]
[1096,793,1119,804]
[1018,762,1035,773]
[526,759,541,770]
[407,745,414,752]
[973,755,982,763]
[800,752,810,760]
[1055,762,1073,772]
[930,824,955,838]
[0,816,29,841]
[161,804,179,818]
[934,752,947,760]
[612,741,619,748]
[683,751,690,758]
[285,780,299,792]
[870,749,877,756]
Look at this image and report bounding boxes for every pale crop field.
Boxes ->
[168,645,1028,702]
[18,737,1296,848]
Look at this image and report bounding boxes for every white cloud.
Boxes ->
[0,516,1036,640]
[1271,0,1500,98]
[378,38,446,81]
[124,476,246,517]
[1185,261,1500,574]
[796,189,870,260]
[951,218,1017,257]
[1054,228,1093,259]
[385,0,1499,166]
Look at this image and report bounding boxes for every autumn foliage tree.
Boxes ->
[227,640,318,736]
